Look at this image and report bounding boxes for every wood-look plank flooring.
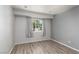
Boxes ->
[11,40,79,54]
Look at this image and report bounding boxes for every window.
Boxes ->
[32,19,43,32]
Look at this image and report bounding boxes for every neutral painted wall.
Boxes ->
[14,16,27,44]
[52,6,79,50]
[44,19,51,38]
[14,16,51,44]
[0,6,14,53]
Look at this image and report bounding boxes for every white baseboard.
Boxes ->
[15,37,50,45]
[51,39,79,52]
[9,38,79,53]
[9,45,14,54]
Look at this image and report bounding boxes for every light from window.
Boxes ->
[32,19,43,32]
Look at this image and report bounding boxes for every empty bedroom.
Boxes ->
[0,5,79,54]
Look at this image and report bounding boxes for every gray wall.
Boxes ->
[14,16,51,44]
[14,16,27,44]
[0,6,14,53]
[52,6,79,50]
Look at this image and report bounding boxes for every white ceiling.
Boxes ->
[12,5,76,15]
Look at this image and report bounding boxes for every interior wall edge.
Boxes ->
[14,9,53,18]
[9,44,15,54]
[50,39,79,52]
